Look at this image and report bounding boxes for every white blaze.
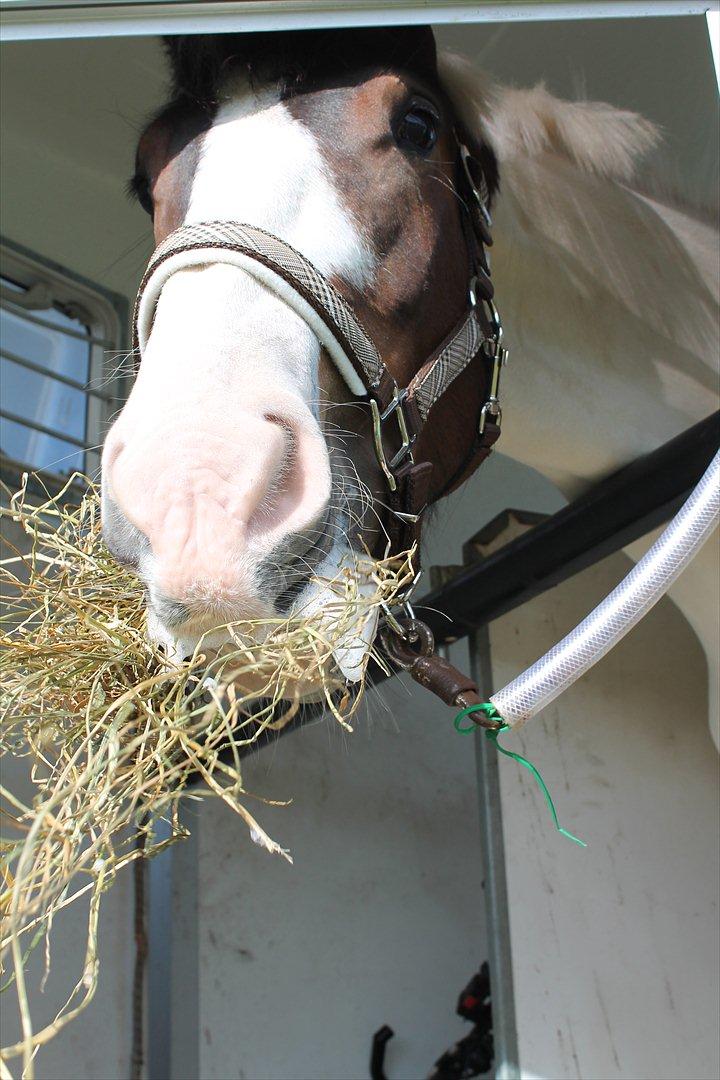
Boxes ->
[187,85,375,287]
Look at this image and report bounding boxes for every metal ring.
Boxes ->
[479,297,503,343]
[380,618,435,670]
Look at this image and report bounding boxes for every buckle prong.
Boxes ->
[370,387,415,492]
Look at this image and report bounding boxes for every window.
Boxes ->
[0,242,126,482]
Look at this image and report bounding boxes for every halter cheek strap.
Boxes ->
[132,141,506,569]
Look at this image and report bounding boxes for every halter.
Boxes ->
[132,136,507,580]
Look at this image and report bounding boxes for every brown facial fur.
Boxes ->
[133,102,211,243]
[285,70,490,512]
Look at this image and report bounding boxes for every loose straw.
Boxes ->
[0,474,412,1077]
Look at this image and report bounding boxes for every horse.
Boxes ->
[101,28,719,733]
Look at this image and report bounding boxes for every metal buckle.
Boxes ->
[459,142,492,228]
[370,387,415,493]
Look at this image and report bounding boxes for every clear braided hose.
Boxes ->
[491,449,720,728]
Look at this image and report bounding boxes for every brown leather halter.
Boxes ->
[133,135,506,572]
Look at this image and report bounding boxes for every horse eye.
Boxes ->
[395,102,439,155]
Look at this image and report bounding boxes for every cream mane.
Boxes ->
[438,49,718,369]
[438,51,660,183]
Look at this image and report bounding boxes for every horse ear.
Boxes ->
[163,35,238,104]
[163,29,439,104]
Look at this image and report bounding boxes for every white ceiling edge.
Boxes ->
[1,1,718,43]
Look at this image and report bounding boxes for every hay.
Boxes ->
[0,474,411,1077]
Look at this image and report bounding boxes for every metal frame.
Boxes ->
[0,236,128,483]
[1,1,716,42]
[468,626,520,1080]
[148,812,200,1080]
[417,411,720,644]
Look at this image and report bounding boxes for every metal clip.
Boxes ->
[478,346,507,434]
[479,397,502,435]
[397,569,423,606]
[380,601,410,638]
[370,387,415,493]
[470,295,507,435]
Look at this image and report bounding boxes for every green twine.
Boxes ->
[453,703,587,848]
[454,702,503,732]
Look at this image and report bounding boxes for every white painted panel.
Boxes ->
[195,672,488,1080]
[0,520,136,1080]
[489,551,720,1080]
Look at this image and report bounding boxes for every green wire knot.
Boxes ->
[452,702,587,849]
[454,701,503,732]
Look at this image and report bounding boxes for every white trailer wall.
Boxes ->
[490,550,719,1080]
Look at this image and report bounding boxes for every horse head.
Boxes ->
[101,27,502,666]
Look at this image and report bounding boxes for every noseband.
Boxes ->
[132,136,506,597]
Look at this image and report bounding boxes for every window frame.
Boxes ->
[0,1,712,43]
[0,236,128,494]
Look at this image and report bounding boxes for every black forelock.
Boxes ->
[163,27,438,105]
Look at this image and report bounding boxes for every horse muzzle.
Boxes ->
[102,400,333,631]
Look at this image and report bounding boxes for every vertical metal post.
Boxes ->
[147,811,199,1080]
[168,811,199,1080]
[147,819,172,1080]
[468,626,520,1080]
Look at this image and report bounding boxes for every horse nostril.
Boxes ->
[106,404,331,615]
[263,413,296,462]
[152,594,191,630]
